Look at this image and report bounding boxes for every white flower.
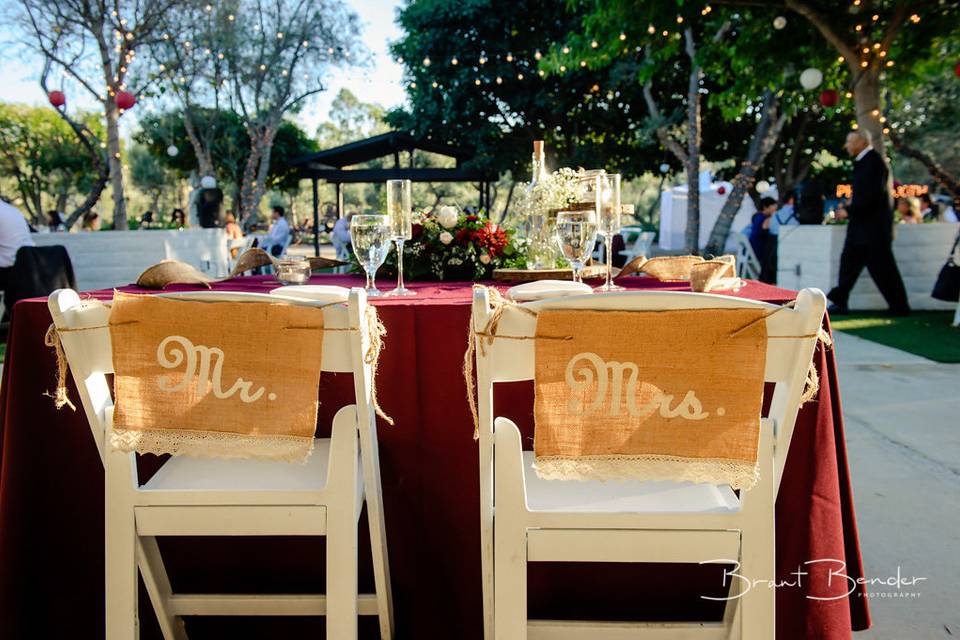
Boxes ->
[439,231,453,245]
[479,253,491,264]
[436,205,459,229]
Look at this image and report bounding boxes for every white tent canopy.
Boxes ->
[658,171,757,252]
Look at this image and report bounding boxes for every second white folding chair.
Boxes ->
[472,287,825,640]
[48,288,393,640]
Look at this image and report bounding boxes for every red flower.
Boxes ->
[455,228,475,244]
[411,223,423,239]
[473,223,508,257]
[466,214,479,222]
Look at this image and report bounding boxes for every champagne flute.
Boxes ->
[385,179,416,296]
[596,173,624,292]
[555,211,598,284]
[350,214,392,297]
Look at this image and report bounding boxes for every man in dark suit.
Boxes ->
[827,130,910,315]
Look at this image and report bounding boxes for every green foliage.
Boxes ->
[135,109,317,194]
[0,102,104,224]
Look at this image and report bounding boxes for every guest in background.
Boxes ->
[827,130,909,316]
[0,198,35,294]
[46,210,65,232]
[749,197,777,283]
[81,211,101,232]
[224,212,244,259]
[919,193,939,222]
[261,205,291,257]
[140,210,154,229]
[932,194,959,222]
[169,208,188,229]
[763,191,799,284]
[331,211,355,262]
[896,197,922,224]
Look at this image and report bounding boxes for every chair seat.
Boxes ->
[521,452,741,514]
[142,439,331,493]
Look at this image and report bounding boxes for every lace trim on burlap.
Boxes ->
[111,427,315,464]
[533,454,760,490]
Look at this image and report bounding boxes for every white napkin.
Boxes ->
[270,285,350,304]
[508,279,593,301]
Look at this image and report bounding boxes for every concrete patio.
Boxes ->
[833,332,960,639]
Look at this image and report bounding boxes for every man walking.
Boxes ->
[828,130,910,316]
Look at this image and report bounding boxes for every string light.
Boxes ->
[534,50,542,60]
[517,72,524,80]
[423,56,431,66]
[647,24,655,34]
[562,46,570,54]
[506,53,513,62]
[619,32,626,40]
[910,14,921,23]
[590,40,598,48]
[451,57,459,65]
[676,16,684,24]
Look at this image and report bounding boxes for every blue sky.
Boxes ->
[0,0,407,134]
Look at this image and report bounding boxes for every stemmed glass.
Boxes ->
[555,210,598,284]
[596,173,624,292]
[350,214,392,297]
[386,179,416,296]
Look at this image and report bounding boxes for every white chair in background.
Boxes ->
[227,235,256,271]
[619,230,656,264]
[734,233,762,280]
[48,288,393,640]
[471,287,825,639]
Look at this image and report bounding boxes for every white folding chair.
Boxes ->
[619,230,655,263]
[472,287,826,640]
[734,233,761,280]
[48,288,393,640]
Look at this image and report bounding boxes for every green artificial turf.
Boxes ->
[831,311,960,363]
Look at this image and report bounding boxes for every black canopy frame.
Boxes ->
[286,131,497,256]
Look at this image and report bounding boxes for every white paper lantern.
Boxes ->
[800,68,823,90]
[659,163,671,174]
[756,180,771,194]
[200,175,217,189]
[773,16,787,30]
[166,144,179,157]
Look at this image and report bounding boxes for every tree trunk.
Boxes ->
[238,124,278,221]
[889,129,960,210]
[104,101,127,230]
[853,68,885,156]
[705,91,787,256]
[683,28,702,254]
[499,180,516,224]
[183,113,214,177]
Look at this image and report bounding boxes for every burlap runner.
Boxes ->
[533,307,768,488]
[109,292,325,462]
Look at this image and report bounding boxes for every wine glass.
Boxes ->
[385,179,416,296]
[555,210,598,284]
[350,214,392,297]
[596,173,624,292]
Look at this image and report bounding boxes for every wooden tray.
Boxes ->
[493,264,609,282]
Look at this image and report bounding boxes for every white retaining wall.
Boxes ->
[777,223,959,310]
[32,228,229,292]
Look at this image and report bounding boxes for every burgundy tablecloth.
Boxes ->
[0,276,870,638]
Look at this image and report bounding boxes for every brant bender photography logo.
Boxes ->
[699,559,927,601]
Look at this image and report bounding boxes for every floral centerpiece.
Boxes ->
[510,168,586,269]
[351,205,521,281]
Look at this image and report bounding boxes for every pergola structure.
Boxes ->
[287,131,498,255]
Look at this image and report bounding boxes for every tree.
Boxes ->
[129,145,173,218]
[717,0,960,157]
[0,102,105,227]
[17,0,182,230]
[316,88,390,148]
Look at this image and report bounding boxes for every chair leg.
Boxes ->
[105,502,138,639]
[739,527,775,639]
[137,537,187,640]
[364,490,394,640]
[326,507,359,640]
[493,524,527,640]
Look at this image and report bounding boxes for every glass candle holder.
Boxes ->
[275,256,311,285]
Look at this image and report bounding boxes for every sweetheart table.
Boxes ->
[0,275,870,638]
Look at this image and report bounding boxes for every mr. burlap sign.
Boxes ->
[533,308,768,489]
[109,292,325,462]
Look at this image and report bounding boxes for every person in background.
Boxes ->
[261,205,291,257]
[81,211,101,232]
[46,210,65,232]
[169,208,188,229]
[919,193,939,222]
[827,130,909,316]
[896,197,922,224]
[331,211,355,261]
[224,212,244,259]
[0,198,36,294]
[762,190,799,284]
[749,197,777,283]
[140,210,154,229]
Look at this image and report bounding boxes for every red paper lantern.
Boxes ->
[717,185,726,195]
[955,61,960,78]
[48,90,66,108]
[819,89,839,108]
[115,91,136,110]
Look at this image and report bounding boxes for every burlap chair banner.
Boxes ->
[532,307,768,488]
[108,292,326,462]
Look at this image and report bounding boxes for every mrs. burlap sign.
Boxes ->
[109,292,325,462]
[534,308,768,489]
